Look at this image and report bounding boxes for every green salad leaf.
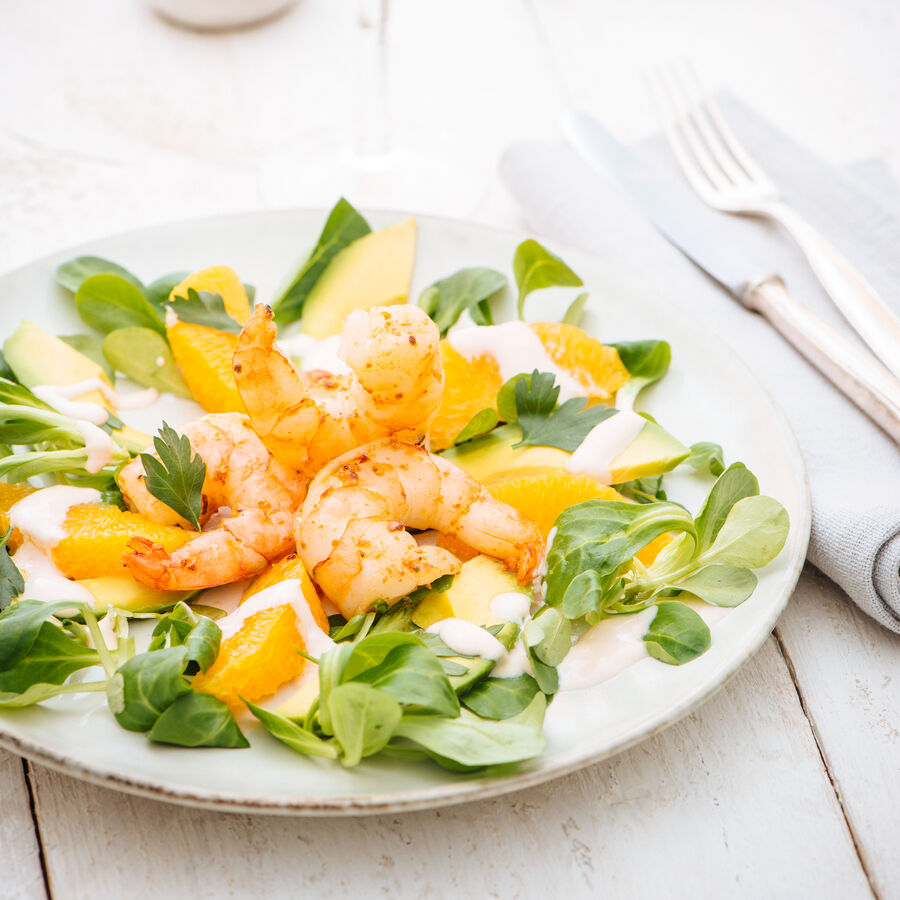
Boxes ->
[272,198,371,327]
[148,692,249,748]
[561,291,589,327]
[513,240,583,320]
[139,423,207,531]
[683,441,726,477]
[544,463,789,628]
[167,289,241,334]
[642,601,711,665]
[329,682,402,767]
[393,696,547,767]
[461,674,540,720]
[103,327,192,398]
[56,257,143,294]
[0,622,98,693]
[0,527,24,611]
[76,274,165,336]
[144,271,190,318]
[419,267,506,334]
[612,340,671,409]
[245,701,338,759]
[453,408,499,445]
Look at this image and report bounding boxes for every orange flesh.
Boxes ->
[193,555,329,711]
[168,321,245,414]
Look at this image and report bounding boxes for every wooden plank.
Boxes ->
[0,751,47,900]
[776,567,900,900]
[29,634,871,899]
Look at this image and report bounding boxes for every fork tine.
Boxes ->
[670,61,748,186]
[684,61,776,190]
[645,67,718,202]
[654,63,733,192]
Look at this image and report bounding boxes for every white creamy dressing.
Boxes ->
[217,579,336,659]
[557,607,657,691]
[446,308,479,336]
[427,618,505,660]
[276,333,350,376]
[75,421,117,473]
[489,591,531,622]
[565,410,647,484]
[9,486,102,606]
[491,641,532,678]
[34,378,160,414]
[447,322,587,402]
[32,385,109,426]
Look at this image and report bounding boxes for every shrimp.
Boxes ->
[232,304,443,477]
[297,438,544,619]
[118,413,307,590]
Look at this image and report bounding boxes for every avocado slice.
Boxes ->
[78,576,194,615]
[300,218,417,338]
[441,416,689,485]
[5,320,111,397]
[447,622,520,696]
[412,555,530,629]
[275,676,320,721]
[4,320,151,452]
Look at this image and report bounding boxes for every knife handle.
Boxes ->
[744,275,900,446]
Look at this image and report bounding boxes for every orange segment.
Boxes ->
[170,266,251,325]
[242,554,329,632]
[432,532,480,564]
[51,504,193,580]
[193,604,308,712]
[0,483,35,538]
[483,466,625,538]
[194,557,328,710]
[167,321,245,414]
[530,322,629,402]
[429,343,502,451]
[429,323,629,451]
[634,533,673,567]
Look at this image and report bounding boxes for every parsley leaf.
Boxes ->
[168,289,241,334]
[139,423,206,531]
[510,370,616,452]
[0,527,24,611]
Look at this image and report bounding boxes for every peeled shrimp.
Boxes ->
[297,438,544,619]
[232,305,443,477]
[119,413,306,590]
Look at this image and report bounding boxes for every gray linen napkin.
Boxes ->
[498,96,900,633]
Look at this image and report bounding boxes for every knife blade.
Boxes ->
[562,109,900,445]
[563,110,768,298]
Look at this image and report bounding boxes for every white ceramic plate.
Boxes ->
[0,210,810,815]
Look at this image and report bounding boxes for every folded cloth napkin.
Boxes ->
[498,95,900,633]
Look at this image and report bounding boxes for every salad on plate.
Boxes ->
[0,199,789,771]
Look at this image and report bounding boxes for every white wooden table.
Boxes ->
[2,2,899,897]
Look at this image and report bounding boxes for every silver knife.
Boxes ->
[563,111,900,446]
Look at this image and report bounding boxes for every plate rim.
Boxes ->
[0,206,811,815]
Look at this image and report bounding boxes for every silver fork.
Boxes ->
[648,62,900,382]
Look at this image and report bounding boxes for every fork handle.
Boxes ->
[744,275,900,446]
[762,201,900,381]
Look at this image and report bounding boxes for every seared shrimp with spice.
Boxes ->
[297,438,544,619]
[232,304,443,478]
[118,413,306,589]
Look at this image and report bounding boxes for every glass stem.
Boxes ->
[354,0,391,161]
